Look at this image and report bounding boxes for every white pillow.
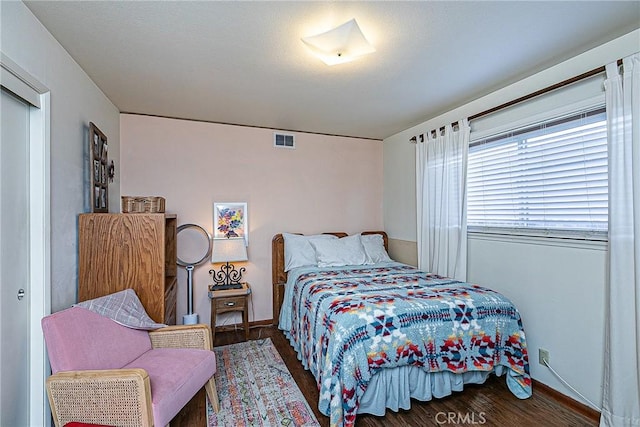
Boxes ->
[361,233,393,263]
[309,234,368,267]
[283,233,338,272]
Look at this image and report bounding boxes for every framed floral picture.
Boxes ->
[213,202,248,245]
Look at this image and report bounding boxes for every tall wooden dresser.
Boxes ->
[78,213,177,324]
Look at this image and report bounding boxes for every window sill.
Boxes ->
[467,229,608,251]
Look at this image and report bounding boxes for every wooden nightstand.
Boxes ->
[208,282,251,342]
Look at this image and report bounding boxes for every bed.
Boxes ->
[273,231,531,427]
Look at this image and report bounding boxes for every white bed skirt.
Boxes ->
[358,365,506,415]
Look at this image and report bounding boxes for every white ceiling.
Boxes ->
[24,1,640,140]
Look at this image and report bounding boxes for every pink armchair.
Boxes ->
[42,306,219,426]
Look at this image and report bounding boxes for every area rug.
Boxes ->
[207,338,320,426]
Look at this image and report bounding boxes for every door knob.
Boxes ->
[17,289,25,301]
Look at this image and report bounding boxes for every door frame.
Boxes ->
[1,52,51,427]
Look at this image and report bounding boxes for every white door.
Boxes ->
[0,87,31,426]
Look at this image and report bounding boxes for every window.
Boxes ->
[467,107,607,238]
[274,132,295,149]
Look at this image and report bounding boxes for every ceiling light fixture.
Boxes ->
[302,18,375,66]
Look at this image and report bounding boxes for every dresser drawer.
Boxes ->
[215,296,246,310]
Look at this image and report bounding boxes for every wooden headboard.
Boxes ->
[271,231,388,325]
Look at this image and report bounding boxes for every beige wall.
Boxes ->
[120,114,383,325]
[1,1,121,313]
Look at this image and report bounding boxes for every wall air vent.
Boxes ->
[274,132,295,149]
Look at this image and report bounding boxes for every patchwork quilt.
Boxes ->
[281,263,531,427]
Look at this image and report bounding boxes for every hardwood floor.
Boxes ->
[214,326,598,427]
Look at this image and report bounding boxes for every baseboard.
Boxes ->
[533,379,600,423]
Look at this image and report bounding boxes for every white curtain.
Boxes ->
[601,53,640,427]
[416,119,470,281]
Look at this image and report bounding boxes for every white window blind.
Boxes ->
[467,107,607,237]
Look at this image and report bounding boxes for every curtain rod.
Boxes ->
[409,59,622,143]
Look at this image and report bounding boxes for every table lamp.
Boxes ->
[209,237,247,290]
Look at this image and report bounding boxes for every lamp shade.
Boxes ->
[211,237,248,263]
[302,18,375,66]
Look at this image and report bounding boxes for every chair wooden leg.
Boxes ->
[205,376,220,413]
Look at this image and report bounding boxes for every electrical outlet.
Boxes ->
[539,348,550,366]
